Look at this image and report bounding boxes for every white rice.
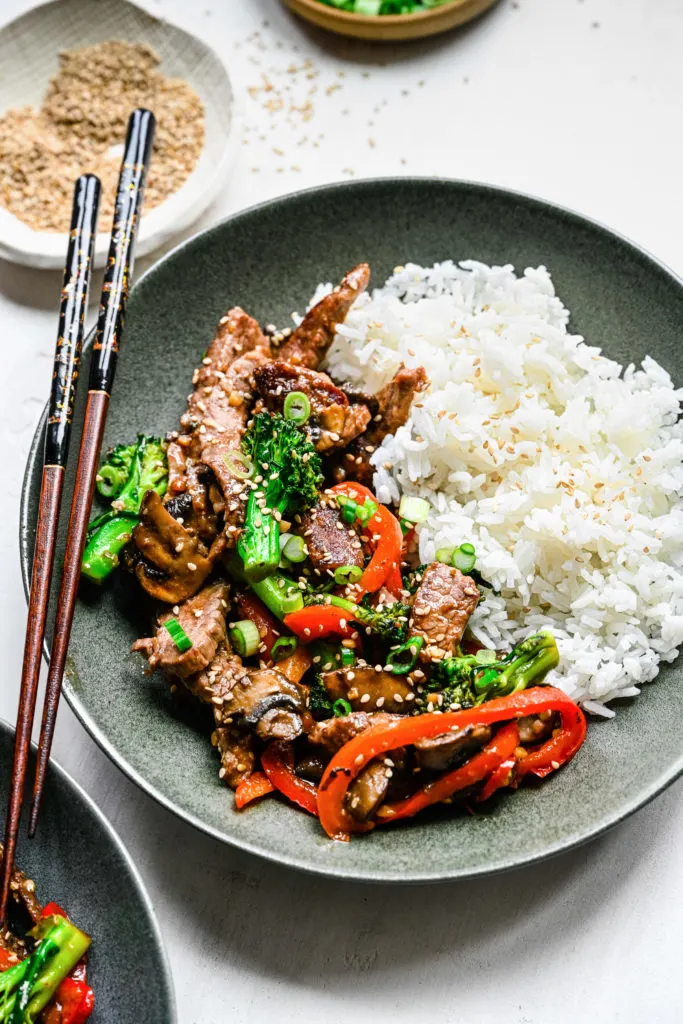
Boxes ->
[318,260,683,716]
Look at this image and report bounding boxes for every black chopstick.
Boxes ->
[0,174,101,923]
[28,108,156,837]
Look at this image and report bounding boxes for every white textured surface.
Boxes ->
[0,1,682,1022]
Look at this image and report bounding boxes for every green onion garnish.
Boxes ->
[435,546,455,564]
[164,617,193,652]
[280,587,305,615]
[283,391,311,425]
[340,646,356,667]
[452,543,476,573]
[386,636,424,675]
[334,564,363,586]
[229,619,261,657]
[335,494,377,526]
[333,698,352,717]
[398,494,430,524]
[272,636,297,661]
[282,534,308,564]
[224,450,254,480]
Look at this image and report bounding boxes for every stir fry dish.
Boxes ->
[87,264,587,840]
[0,847,93,1023]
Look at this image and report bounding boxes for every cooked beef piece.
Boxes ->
[409,562,480,662]
[321,666,415,713]
[299,501,364,575]
[308,711,400,753]
[414,724,492,772]
[277,263,370,370]
[169,307,271,539]
[518,711,557,745]
[183,643,244,705]
[213,725,255,788]
[0,845,42,927]
[252,361,371,452]
[345,760,390,822]
[131,582,229,680]
[339,384,379,417]
[332,364,429,485]
[218,669,307,742]
[132,490,226,604]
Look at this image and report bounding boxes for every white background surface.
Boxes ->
[1,0,682,1021]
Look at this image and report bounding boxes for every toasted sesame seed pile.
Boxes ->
[0,40,204,233]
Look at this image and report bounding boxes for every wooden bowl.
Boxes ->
[282,0,500,41]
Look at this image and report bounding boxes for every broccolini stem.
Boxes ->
[226,556,304,620]
[81,513,138,584]
[0,917,91,1024]
[475,633,559,700]
[237,492,282,582]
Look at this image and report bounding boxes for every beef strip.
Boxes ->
[332,364,429,485]
[252,361,371,452]
[219,669,307,742]
[308,711,400,754]
[298,501,364,575]
[414,724,492,772]
[183,643,244,705]
[277,263,370,370]
[131,582,229,680]
[213,726,255,789]
[321,666,415,713]
[168,306,271,538]
[409,562,480,662]
[132,490,226,604]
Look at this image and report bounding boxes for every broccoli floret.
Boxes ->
[96,441,137,499]
[327,595,411,647]
[82,435,168,584]
[426,632,560,710]
[308,675,333,720]
[238,412,323,581]
[404,564,430,595]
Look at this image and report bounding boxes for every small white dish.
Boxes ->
[0,0,239,269]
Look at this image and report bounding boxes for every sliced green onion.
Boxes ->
[163,617,193,653]
[280,588,305,615]
[334,565,363,586]
[399,518,413,535]
[224,450,254,480]
[386,636,424,675]
[341,503,358,524]
[398,495,430,524]
[356,498,378,525]
[340,646,356,667]
[333,698,352,717]
[452,543,476,573]
[282,534,308,564]
[474,648,496,665]
[436,546,455,564]
[229,619,261,657]
[272,636,298,661]
[283,391,311,425]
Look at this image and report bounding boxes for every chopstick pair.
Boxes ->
[0,108,156,924]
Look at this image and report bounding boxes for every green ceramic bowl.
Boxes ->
[21,179,683,883]
[0,720,175,1020]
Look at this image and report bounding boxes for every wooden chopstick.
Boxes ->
[0,174,101,924]
[28,108,156,837]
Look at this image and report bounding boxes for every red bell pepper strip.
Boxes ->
[56,977,95,1024]
[377,722,519,823]
[235,771,275,809]
[327,483,403,598]
[317,687,586,840]
[41,901,68,919]
[284,604,357,642]
[384,562,404,597]
[261,743,318,816]
[0,947,19,970]
[477,757,517,802]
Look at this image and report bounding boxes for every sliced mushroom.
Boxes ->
[414,724,492,772]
